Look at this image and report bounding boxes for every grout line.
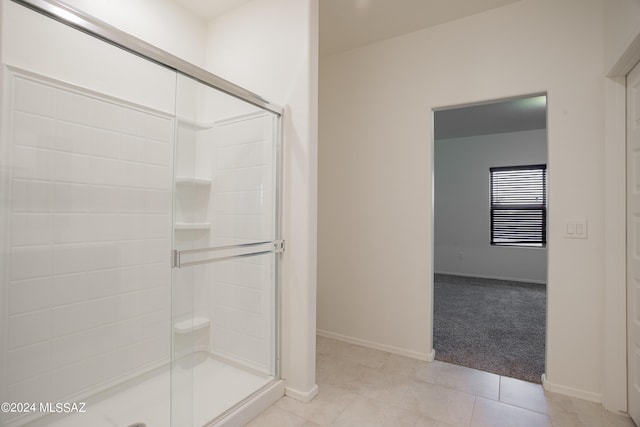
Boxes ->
[468,395,477,427]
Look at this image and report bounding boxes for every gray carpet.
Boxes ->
[433,274,546,384]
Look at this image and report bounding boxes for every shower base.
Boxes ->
[29,354,274,427]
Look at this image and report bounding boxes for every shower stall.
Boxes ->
[0,1,283,426]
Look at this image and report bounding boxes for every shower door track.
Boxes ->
[10,0,284,116]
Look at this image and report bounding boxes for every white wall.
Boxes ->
[60,0,207,67]
[319,0,605,400]
[204,0,319,400]
[434,130,547,283]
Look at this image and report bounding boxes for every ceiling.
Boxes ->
[319,0,522,56]
[434,95,547,140]
[174,0,522,56]
[174,0,540,136]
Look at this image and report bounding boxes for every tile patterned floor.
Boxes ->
[246,336,636,427]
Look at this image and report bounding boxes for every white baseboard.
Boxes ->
[285,383,318,403]
[541,374,603,403]
[317,329,429,361]
[427,349,436,362]
[434,270,547,285]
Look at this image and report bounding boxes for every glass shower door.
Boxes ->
[1,3,176,426]
[171,74,281,426]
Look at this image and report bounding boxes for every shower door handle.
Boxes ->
[172,240,284,268]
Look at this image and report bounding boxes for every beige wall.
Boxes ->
[319,0,605,400]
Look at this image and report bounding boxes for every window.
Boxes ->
[490,164,547,247]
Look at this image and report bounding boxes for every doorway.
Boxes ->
[432,94,548,384]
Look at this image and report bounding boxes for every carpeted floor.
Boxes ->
[433,274,546,384]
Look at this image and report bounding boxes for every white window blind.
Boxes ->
[490,164,547,246]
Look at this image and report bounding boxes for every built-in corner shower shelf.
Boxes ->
[174,222,211,231]
[174,317,210,334]
[177,117,214,131]
[175,176,212,186]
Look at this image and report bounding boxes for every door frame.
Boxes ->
[604,34,640,414]
[430,94,549,382]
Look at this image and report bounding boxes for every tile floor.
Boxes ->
[246,336,636,427]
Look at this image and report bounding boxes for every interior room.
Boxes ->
[432,95,548,384]
[1,0,640,426]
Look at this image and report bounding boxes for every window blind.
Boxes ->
[490,164,547,246]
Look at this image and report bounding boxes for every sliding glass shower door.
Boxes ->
[1,2,177,426]
[171,74,281,426]
[1,1,282,426]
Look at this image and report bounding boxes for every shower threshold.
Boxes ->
[24,354,274,427]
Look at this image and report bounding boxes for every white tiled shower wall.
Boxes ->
[171,73,277,375]
[4,73,173,419]
[174,110,276,374]
[209,115,276,373]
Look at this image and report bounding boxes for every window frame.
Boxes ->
[490,164,547,247]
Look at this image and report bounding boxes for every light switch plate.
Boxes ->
[564,220,588,239]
